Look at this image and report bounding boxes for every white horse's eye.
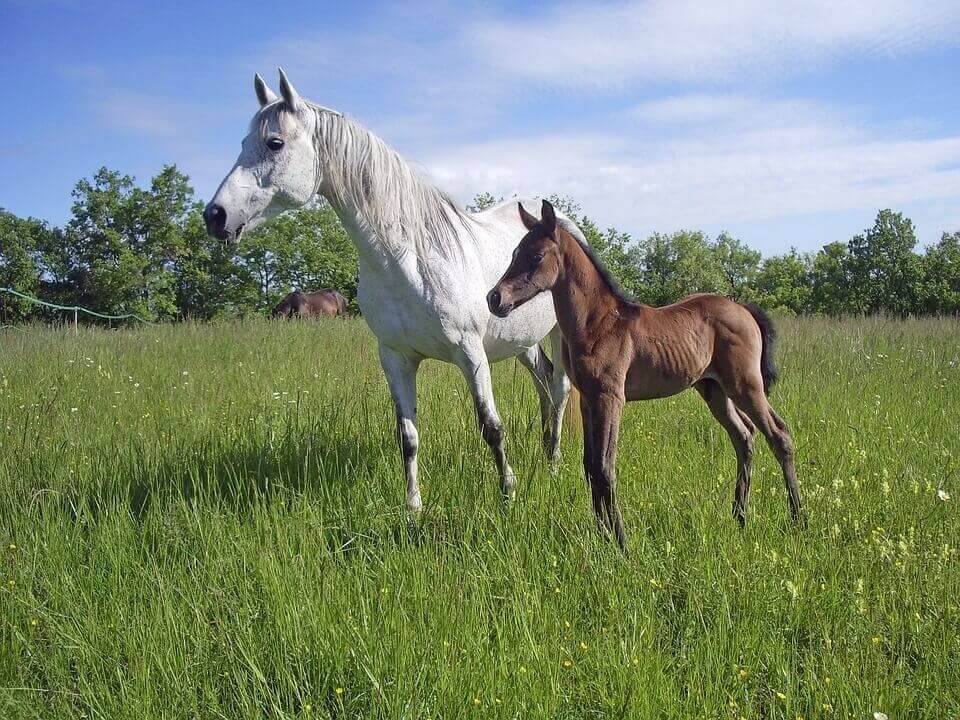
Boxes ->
[266,137,285,151]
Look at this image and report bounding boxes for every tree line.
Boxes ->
[0,166,357,324]
[2,166,959,324]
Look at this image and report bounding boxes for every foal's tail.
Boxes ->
[743,303,779,395]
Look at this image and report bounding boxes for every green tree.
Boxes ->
[713,232,761,301]
[0,210,51,322]
[809,242,855,315]
[635,230,726,306]
[233,201,359,313]
[846,209,922,315]
[49,166,200,321]
[547,195,641,296]
[466,192,503,212]
[171,209,243,320]
[753,250,812,314]
[920,231,960,314]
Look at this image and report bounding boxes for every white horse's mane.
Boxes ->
[257,100,474,259]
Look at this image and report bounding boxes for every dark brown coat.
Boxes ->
[488,200,802,550]
[272,290,348,318]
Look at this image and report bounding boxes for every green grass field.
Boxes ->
[1,317,958,719]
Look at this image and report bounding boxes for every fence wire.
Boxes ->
[0,287,153,327]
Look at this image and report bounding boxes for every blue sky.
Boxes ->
[2,0,959,254]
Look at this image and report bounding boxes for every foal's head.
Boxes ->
[487,200,561,318]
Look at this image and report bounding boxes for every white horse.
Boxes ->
[205,69,584,513]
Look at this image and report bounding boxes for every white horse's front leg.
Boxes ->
[517,345,557,461]
[378,344,423,514]
[454,344,516,499]
[547,326,571,461]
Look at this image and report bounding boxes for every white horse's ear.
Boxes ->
[254,73,278,107]
[277,67,301,111]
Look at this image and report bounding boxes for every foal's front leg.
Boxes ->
[585,391,627,551]
[454,345,516,499]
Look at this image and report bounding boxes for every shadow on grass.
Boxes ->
[50,424,510,561]
[50,425,386,526]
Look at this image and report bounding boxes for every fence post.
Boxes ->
[73,308,78,334]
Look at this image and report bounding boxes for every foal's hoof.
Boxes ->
[792,510,809,530]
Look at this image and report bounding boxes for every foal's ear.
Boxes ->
[277,67,301,112]
[540,199,557,235]
[254,73,278,107]
[518,202,539,231]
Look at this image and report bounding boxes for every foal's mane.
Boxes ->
[555,224,643,309]
[256,100,474,260]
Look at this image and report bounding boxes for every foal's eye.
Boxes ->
[266,137,285,151]
[531,251,544,263]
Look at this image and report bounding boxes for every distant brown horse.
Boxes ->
[488,200,802,550]
[272,290,348,318]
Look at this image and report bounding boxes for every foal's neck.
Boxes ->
[551,230,627,346]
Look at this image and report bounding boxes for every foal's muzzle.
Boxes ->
[486,288,513,318]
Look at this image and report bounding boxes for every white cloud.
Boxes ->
[418,96,960,248]
[627,94,830,127]
[472,0,960,88]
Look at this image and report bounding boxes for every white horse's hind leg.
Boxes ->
[454,344,516,499]
[378,345,423,514]
[517,345,559,462]
[546,327,571,463]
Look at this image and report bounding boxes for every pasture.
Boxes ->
[1,317,958,719]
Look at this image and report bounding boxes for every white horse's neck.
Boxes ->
[310,105,471,264]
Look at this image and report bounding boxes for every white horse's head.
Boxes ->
[204,69,325,242]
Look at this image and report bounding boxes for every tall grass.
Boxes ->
[1,317,958,719]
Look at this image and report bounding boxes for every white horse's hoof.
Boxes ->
[500,470,517,501]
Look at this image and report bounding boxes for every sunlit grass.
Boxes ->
[1,316,958,718]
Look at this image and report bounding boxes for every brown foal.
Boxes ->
[487,200,802,550]
[272,289,349,318]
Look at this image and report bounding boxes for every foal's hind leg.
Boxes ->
[695,380,756,526]
[727,382,803,524]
